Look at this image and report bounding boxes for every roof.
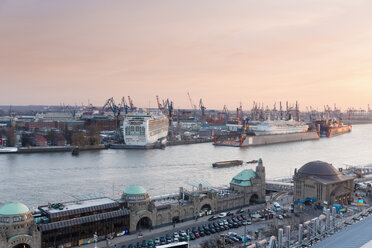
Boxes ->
[230,169,258,187]
[123,185,147,195]
[39,209,129,232]
[0,202,30,216]
[294,161,352,183]
[312,213,372,248]
[39,198,118,219]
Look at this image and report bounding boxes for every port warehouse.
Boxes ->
[0,162,266,248]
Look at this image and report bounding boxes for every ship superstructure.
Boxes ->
[249,119,309,135]
[123,111,168,147]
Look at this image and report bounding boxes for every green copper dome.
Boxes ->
[230,169,258,187]
[0,202,30,216]
[124,185,147,195]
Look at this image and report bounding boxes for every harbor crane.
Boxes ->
[166,99,174,126]
[199,99,206,124]
[103,97,125,130]
[187,92,197,122]
[222,105,229,124]
[127,96,135,111]
[64,105,78,118]
[156,95,174,126]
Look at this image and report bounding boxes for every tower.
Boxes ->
[256,158,266,202]
[256,158,265,182]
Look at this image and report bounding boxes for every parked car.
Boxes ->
[160,237,166,245]
[141,240,148,247]
[218,212,227,218]
[165,234,172,243]
[154,237,160,245]
[148,239,154,246]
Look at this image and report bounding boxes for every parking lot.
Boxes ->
[109,206,285,248]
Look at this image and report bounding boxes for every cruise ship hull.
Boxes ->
[214,131,319,147]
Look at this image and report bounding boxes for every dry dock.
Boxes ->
[214,131,320,147]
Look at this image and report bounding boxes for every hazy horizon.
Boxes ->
[1,1,372,110]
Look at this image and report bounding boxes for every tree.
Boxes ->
[5,127,16,147]
[46,130,58,146]
[21,132,34,147]
[71,132,87,146]
[63,124,73,145]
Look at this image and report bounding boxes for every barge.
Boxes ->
[212,160,244,168]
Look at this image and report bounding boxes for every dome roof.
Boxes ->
[295,161,341,182]
[123,185,147,195]
[0,202,30,216]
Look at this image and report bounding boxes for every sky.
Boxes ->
[0,0,372,111]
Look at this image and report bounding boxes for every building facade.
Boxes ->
[1,159,267,247]
[293,161,355,205]
[121,159,266,232]
[0,202,41,248]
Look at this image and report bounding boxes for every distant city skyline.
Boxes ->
[1,0,372,110]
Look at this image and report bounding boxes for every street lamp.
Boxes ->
[94,232,98,248]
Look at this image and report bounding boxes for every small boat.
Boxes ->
[212,160,243,168]
[72,147,80,155]
[246,160,258,164]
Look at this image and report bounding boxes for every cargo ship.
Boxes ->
[313,119,352,137]
[112,111,169,149]
[214,119,319,147]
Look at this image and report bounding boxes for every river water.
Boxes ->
[1,124,371,209]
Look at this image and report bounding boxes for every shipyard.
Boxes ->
[2,1,372,248]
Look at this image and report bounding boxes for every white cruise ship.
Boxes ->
[123,111,169,147]
[249,119,308,135]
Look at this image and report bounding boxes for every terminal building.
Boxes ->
[0,159,266,248]
[293,160,355,205]
[121,159,266,232]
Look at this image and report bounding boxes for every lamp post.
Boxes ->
[94,232,98,248]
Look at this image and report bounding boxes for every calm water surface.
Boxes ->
[1,124,371,208]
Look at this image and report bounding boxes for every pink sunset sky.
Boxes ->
[0,0,372,110]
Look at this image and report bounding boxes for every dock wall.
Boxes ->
[241,131,319,147]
